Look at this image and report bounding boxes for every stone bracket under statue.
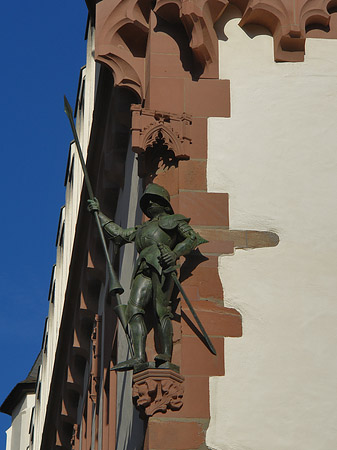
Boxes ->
[132,369,185,416]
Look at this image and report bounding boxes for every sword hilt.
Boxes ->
[158,243,180,274]
[163,264,180,275]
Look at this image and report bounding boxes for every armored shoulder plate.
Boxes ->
[158,214,190,230]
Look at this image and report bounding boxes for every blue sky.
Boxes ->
[0,1,88,446]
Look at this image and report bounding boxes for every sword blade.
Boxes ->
[171,272,217,355]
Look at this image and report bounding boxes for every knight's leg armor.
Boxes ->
[112,273,152,370]
[156,315,173,362]
[152,271,174,363]
[128,312,147,362]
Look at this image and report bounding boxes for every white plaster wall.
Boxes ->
[207,11,337,450]
[5,426,11,450]
[5,394,35,450]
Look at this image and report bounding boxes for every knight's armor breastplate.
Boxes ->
[135,219,176,253]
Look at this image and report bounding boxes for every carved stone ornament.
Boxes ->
[131,105,192,155]
[131,105,191,178]
[132,369,185,416]
[232,0,337,62]
[95,0,231,97]
[95,0,337,94]
[95,0,152,99]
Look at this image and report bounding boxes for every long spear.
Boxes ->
[64,96,134,356]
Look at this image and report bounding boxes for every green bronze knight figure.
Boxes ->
[88,183,206,371]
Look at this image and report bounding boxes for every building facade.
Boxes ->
[2,0,337,449]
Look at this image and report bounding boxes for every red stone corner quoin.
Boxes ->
[127,22,237,449]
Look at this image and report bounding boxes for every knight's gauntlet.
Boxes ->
[174,221,207,257]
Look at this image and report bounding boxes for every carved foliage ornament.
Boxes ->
[132,369,185,416]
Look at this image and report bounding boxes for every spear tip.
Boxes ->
[64,95,73,119]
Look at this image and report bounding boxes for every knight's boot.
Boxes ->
[155,316,173,364]
[112,315,147,371]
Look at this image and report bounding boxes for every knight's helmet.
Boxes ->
[140,183,174,217]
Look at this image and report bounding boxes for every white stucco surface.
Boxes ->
[207,11,337,450]
[6,394,35,450]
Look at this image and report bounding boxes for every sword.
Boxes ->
[64,95,134,357]
[159,246,217,355]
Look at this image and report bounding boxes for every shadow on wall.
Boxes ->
[154,14,204,79]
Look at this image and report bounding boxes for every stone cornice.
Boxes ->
[95,0,337,95]
[95,0,337,93]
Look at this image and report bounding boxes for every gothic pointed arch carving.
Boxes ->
[95,0,151,99]
[131,105,192,156]
[143,125,182,155]
[231,0,337,61]
[131,105,192,180]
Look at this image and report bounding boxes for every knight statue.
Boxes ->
[88,183,207,371]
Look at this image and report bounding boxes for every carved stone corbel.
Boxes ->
[232,0,336,62]
[132,369,185,416]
